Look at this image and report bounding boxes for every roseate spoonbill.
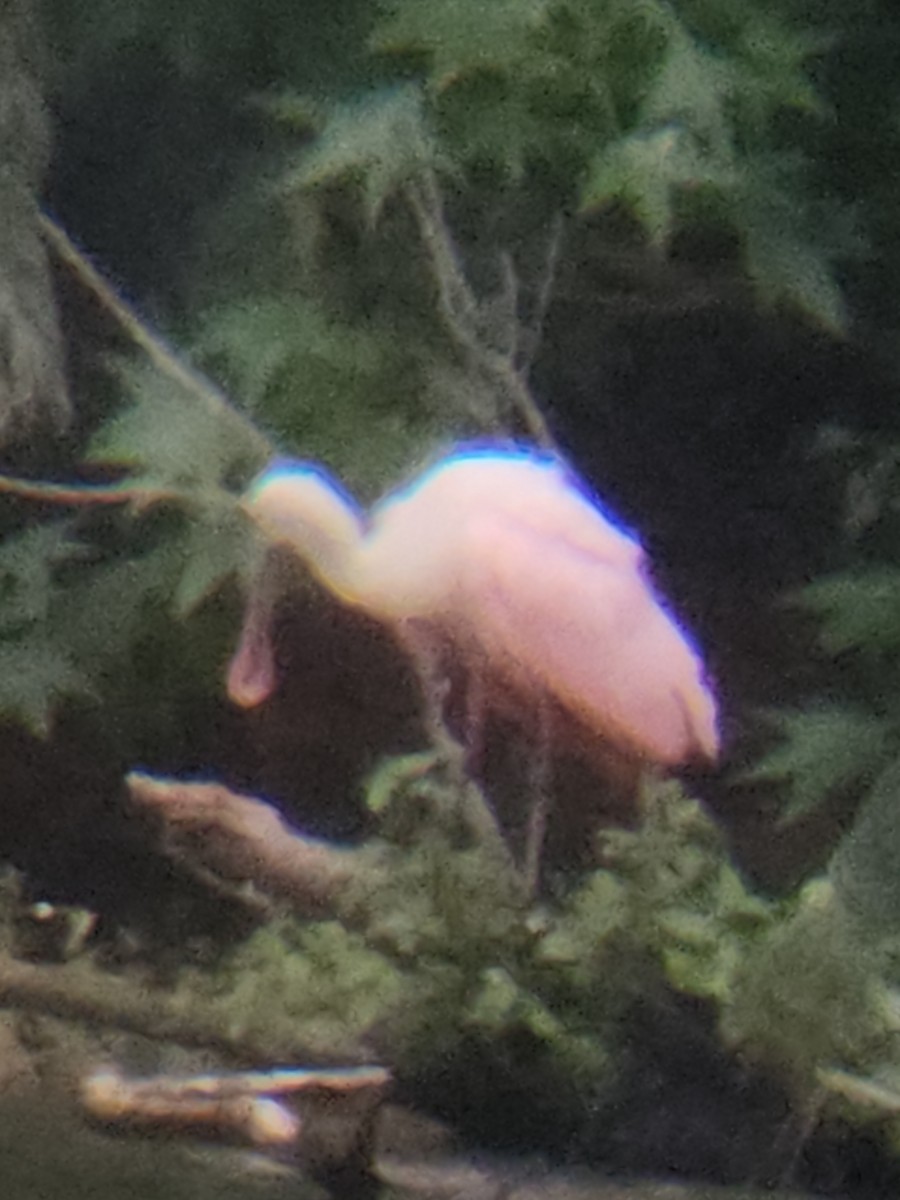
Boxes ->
[227,445,719,772]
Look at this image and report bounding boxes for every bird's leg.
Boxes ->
[398,621,513,865]
[461,666,488,776]
[397,619,468,777]
[522,698,553,895]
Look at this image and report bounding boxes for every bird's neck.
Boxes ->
[245,473,368,606]
[294,503,369,607]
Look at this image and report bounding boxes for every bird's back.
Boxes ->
[364,448,644,618]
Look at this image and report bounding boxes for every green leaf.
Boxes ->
[581,124,732,244]
[87,360,265,493]
[0,638,91,736]
[195,294,438,492]
[734,153,851,331]
[374,0,550,84]
[285,85,441,222]
[744,707,894,822]
[802,567,900,656]
[170,505,250,618]
[193,297,312,412]
[55,536,186,676]
[639,31,735,157]
[831,755,900,936]
[0,521,86,632]
[731,12,829,132]
[364,751,441,814]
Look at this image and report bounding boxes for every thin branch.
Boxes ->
[406,171,483,341]
[0,472,180,508]
[404,172,559,452]
[38,211,273,462]
[497,250,521,363]
[519,211,564,375]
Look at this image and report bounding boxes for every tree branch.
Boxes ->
[404,171,559,452]
[38,211,272,462]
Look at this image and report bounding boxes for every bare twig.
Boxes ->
[519,211,564,375]
[497,249,520,362]
[0,471,179,509]
[404,171,559,452]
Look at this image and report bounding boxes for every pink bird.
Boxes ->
[227,445,719,773]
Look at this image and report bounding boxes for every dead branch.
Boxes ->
[125,772,387,918]
[82,1063,390,1150]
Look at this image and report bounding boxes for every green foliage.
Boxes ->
[375,0,550,84]
[0,502,247,740]
[342,767,777,1095]
[581,122,730,247]
[537,782,773,1011]
[189,918,405,1061]
[263,0,853,334]
[0,633,89,737]
[721,879,884,1093]
[746,430,900,824]
[126,765,900,1141]
[0,355,269,738]
[733,151,854,331]
[0,517,93,733]
[5,3,900,1174]
[86,360,267,492]
[284,85,442,224]
[831,754,900,936]
[597,782,773,1001]
[743,707,895,822]
[803,566,900,658]
[192,296,439,492]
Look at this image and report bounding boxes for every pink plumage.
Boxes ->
[228,445,719,769]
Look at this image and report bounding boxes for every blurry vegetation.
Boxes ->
[1,0,900,1192]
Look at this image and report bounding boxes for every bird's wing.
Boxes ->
[459,515,718,766]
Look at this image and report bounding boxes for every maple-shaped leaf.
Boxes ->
[639,31,735,158]
[742,707,893,823]
[53,535,187,682]
[285,85,442,223]
[432,70,567,179]
[373,0,550,85]
[193,297,310,412]
[831,754,900,936]
[194,296,391,422]
[196,291,436,487]
[580,124,731,244]
[735,153,851,331]
[801,567,900,657]
[0,637,92,737]
[170,504,252,618]
[0,520,86,632]
[731,11,829,135]
[88,359,266,493]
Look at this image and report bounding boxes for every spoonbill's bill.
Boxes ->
[227,445,719,771]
